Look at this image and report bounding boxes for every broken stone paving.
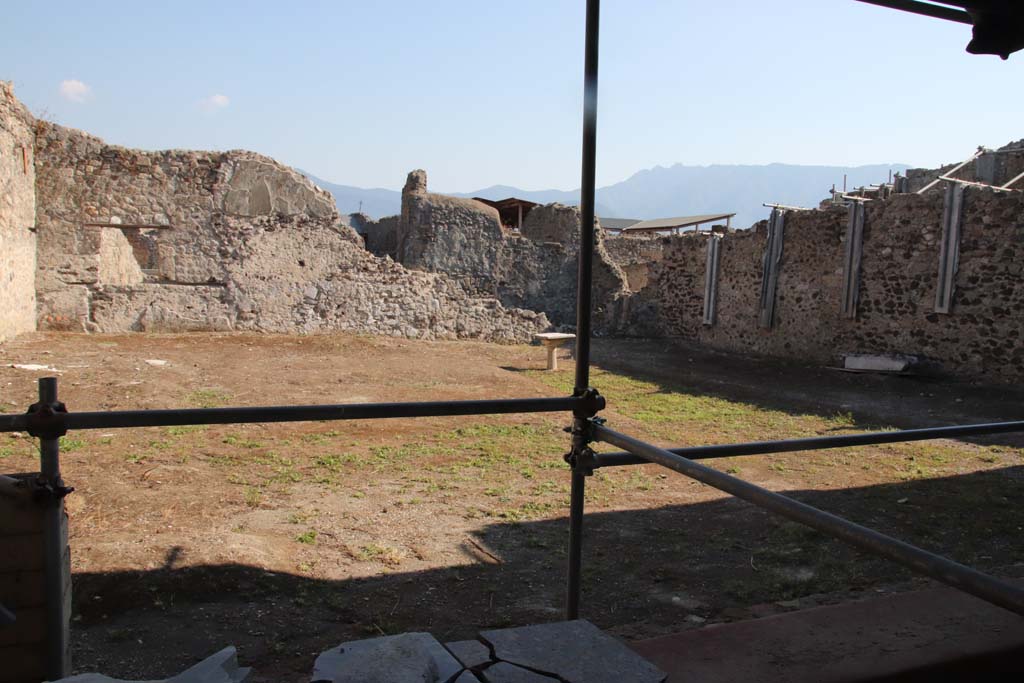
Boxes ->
[57,621,666,683]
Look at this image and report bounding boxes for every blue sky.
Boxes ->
[3,1,1021,192]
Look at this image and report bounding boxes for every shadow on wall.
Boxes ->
[67,467,1024,679]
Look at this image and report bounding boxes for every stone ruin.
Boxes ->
[2,82,548,344]
[392,169,628,330]
[4,79,1024,383]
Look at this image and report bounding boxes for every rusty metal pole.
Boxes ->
[38,377,70,679]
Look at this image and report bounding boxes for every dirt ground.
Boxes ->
[2,332,1023,681]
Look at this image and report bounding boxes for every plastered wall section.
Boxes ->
[0,83,37,341]
[635,190,1024,383]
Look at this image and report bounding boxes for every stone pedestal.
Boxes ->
[533,333,576,371]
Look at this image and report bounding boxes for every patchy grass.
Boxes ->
[295,530,317,545]
[356,543,404,566]
[185,388,232,408]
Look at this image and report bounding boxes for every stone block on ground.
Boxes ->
[479,620,666,683]
[54,646,249,683]
[479,661,558,682]
[444,639,492,670]
[311,632,463,683]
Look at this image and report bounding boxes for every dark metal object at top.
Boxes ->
[856,1,1024,59]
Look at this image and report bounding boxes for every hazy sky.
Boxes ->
[3,1,1021,192]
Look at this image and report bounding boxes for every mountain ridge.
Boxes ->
[302,161,909,230]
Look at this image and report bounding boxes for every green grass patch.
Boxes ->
[295,530,317,545]
[186,389,232,408]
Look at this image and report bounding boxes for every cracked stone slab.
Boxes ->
[445,640,493,669]
[479,662,558,682]
[311,632,462,683]
[480,620,666,683]
[55,646,249,683]
[453,672,484,682]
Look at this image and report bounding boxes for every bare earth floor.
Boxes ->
[1,332,1023,681]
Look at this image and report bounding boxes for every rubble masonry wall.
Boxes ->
[31,123,548,342]
[632,190,1024,383]
[395,170,629,331]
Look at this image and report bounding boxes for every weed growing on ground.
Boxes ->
[295,530,317,545]
[186,389,232,408]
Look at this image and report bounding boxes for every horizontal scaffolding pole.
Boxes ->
[0,396,581,435]
[591,420,1024,468]
[591,423,1024,617]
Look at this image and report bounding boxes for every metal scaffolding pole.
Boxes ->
[1,396,581,435]
[592,422,1024,617]
[590,420,1024,468]
[36,378,70,679]
[567,0,601,621]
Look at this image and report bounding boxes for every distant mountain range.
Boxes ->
[302,161,908,230]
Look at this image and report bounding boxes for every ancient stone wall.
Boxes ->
[603,234,668,292]
[632,189,1024,383]
[395,171,628,330]
[31,124,547,342]
[0,83,37,341]
[351,212,399,260]
[906,142,1024,192]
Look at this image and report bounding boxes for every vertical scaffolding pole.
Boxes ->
[38,377,70,679]
[567,0,601,621]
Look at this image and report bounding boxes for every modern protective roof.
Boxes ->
[618,213,735,233]
[472,197,539,211]
[597,217,642,231]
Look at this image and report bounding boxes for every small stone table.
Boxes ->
[533,333,576,371]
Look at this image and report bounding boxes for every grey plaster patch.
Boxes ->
[480,620,666,683]
[479,662,557,682]
[444,639,493,669]
[311,632,462,683]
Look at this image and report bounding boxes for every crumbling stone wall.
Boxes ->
[603,234,668,292]
[31,123,547,342]
[632,189,1024,383]
[351,212,399,260]
[0,83,37,341]
[906,142,1024,192]
[395,171,628,330]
